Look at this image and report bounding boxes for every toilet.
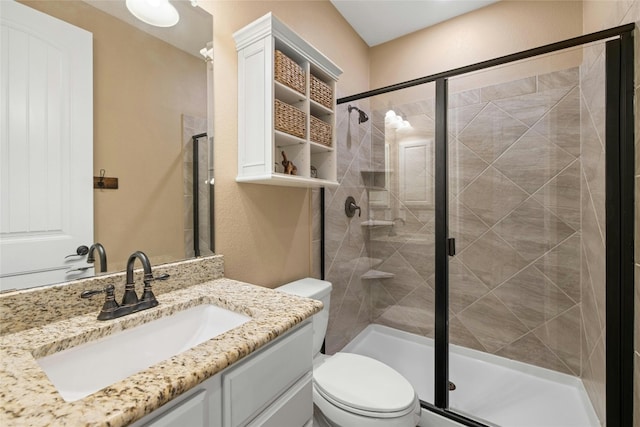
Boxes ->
[278,278,421,427]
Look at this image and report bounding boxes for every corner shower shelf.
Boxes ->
[360,220,395,228]
[361,270,395,280]
[234,13,343,188]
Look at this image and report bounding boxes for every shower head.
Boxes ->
[348,105,369,124]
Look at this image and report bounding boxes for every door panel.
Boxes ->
[0,0,93,290]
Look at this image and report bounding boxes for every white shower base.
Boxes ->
[341,324,600,427]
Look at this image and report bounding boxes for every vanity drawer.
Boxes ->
[246,374,312,427]
[222,322,312,427]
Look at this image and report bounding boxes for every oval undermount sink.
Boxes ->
[36,304,252,402]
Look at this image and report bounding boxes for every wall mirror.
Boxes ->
[0,0,213,291]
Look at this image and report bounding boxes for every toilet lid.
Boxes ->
[313,352,416,415]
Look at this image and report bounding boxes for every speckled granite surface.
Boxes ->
[1,255,225,336]
[0,257,321,426]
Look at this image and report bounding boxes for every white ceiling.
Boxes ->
[330,0,500,47]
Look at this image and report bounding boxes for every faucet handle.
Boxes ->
[80,285,119,318]
[81,284,114,299]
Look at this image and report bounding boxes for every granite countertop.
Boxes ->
[0,277,322,427]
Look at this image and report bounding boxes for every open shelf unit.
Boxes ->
[234,13,342,188]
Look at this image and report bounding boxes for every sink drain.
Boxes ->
[449,381,457,391]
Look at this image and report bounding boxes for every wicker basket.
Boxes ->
[275,50,305,95]
[310,75,333,109]
[275,99,306,139]
[310,116,332,147]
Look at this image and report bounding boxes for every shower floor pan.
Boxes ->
[342,324,599,427]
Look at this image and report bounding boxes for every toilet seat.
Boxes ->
[313,352,417,418]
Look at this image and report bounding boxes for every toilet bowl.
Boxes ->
[278,278,420,427]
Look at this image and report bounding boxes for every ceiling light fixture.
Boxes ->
[125,0,179,27]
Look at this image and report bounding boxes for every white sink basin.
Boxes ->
[36,304,251,402]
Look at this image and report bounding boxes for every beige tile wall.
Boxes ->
[320,96,374,353]
[580,42,608,424]
[313,2,639,423]
[321,69,588,372]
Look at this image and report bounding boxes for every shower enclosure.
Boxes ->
[321,24,634,427]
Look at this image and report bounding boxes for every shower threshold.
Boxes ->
[341,324,599,427]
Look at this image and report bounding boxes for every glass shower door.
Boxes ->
[330,83,438,406]
[446,44,606,426]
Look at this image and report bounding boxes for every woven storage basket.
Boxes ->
[275,99,306,139]
[310,75,333,109]
[310,116,332,147]
[275,50,305,95]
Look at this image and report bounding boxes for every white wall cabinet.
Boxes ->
[234,13,342,188]
[130,322,313,427]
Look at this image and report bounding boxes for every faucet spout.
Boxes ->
[126,251,153,285]
[123,251,153,306]
[87,243,108,273]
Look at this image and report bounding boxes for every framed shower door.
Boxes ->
[336,23,634,427]
[442,34,634,427]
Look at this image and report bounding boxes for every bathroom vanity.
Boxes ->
[131,322,312,427]
[0,256,321,427]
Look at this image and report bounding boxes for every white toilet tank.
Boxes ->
[278,278,331,356]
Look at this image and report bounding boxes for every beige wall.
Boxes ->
[20,1,208,272]
[198,1,369,287]
[370,1,583,90]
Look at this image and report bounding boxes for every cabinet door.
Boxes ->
[223,323,312,427]
[246,374,312,427]
[237,36,273,179]
[144,389,208,427]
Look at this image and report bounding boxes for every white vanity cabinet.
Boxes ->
[130,321,313,427]
[234,13,342,188]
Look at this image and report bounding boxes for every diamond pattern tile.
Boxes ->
[449,140,489,195]
[493,198,576,263]
[493,266,575,330]
[494,129,575,194]
[532,87,580,156]
[458,103,528,163]
[533,305,581,375]
[492,86,572,127]
[496,332,572,374]
[534,234,581,303]
[449,258,490,314]
[448,197,489,253]
[457,230,528,288]
[532,160,581,231]
[458,166,529,226]
[457,293,529,353]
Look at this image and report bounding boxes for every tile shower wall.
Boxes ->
[448,69,583,377]
[318,96,375,353]
[319,68,608,387]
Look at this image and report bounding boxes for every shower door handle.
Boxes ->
[447,238,456,256]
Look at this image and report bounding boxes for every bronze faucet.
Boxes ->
[80,251,169,320]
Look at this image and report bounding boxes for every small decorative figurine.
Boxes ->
[281,151,297,175]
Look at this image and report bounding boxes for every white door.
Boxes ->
[0,0,93,291]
